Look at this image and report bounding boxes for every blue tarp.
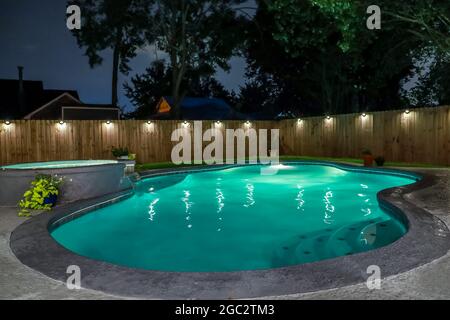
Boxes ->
[163,96,233,120]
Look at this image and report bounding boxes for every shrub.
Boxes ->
[18,174,63,217]
[111,146,129,157]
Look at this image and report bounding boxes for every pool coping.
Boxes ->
[9,161,450,299]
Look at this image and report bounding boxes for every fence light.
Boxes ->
[106,120,112,125]
[405,109,410,114]
[245,121,251,126]
[146,120,152,124]
[59,120,65,125]
[4,120,11,126]
[326,115,331,120]
[297,118,302,123]
[361,113,367,118]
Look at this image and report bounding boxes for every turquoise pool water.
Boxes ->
[51,164,416,272]
[1,160,118,170]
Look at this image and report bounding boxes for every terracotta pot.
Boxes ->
[363,155,374,167]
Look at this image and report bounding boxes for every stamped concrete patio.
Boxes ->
[1,167,449,300]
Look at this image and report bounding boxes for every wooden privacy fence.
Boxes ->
[0,106,449,166]
[0,120,276,165]
[280,106,450,166]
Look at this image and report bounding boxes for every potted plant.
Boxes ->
[18,174,63,217]
[375,156,386,167]
[112,146,129,160]
[362,149,374,167]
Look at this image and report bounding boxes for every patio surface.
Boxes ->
[0,167,449,300]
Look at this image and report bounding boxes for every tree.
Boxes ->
[69,0,152,107]
[250,0,448,114]
[124,60,237,118]
[146,0,248,118]
[384,1,450,55]
[124,60,171,118]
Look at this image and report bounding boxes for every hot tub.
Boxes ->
[0,160,129,207]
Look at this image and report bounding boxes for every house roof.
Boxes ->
[0,78,80,119]
[42,89,80,102]
[0,79,44,118]
[23,92,81,119]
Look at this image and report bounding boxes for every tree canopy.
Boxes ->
[70,0,450,118]
[69,0,152,107]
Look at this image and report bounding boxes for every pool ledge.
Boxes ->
[9,161,450,299]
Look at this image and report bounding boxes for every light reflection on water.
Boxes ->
[295,184,305,211]
[182,190,194,229]
[323,188,335,225]
[148,198,159,221]
[244,182,255,208]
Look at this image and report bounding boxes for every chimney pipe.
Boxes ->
[18,66,25,115]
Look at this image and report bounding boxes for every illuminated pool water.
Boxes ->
[50,164,416,272]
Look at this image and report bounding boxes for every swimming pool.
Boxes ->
[50,164,417,272]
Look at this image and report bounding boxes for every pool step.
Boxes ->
[271,218,402,267]
[326,218,403,257]
[271,229,336,266]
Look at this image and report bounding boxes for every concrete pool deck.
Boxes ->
[1,166,449,300]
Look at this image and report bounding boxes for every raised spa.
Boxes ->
[0,160,128,206]
[50,164,417,272]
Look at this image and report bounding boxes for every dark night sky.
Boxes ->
[0,0,248,111]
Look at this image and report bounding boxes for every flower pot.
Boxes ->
[118,156,129,160]
[44,194,58,207]
[363,155,374,167]
[375,157,385,167]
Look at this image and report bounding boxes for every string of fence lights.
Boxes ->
[295,109,412,124]
[2,109,413,129]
